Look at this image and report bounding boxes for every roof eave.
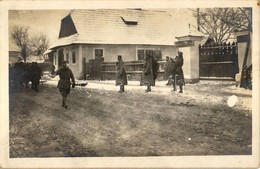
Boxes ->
[50,42,175,48]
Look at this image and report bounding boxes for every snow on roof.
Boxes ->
[43,49,53,55]
[50,9,175,49]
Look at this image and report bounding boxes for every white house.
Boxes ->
[49,9,177,79]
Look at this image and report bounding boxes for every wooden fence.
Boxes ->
[199,42,239,79]
[101,61,166,81]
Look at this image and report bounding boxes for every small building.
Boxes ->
[9,42,21,65]
[49,9,177,79]
[43,49,53,61]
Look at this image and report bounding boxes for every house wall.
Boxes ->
[234,31,252,84]
[175,36,203,83]
[82,44,176,62]
[237,42,247,74]
[160,46,178,59]
[189,41,201,80]
[178,47,191,80]
[53,44,176,79]
[53,46,81,79]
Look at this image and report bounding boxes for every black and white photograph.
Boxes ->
[0,0,259,168]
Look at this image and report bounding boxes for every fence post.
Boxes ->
[83,57,86,80]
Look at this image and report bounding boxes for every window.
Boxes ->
[94,49,103,59]
[137,50,145,60]
[72,48,76,64]
[137,49,162,61]
[146,50,153,57]
[66,49,69,64]
[121,16,138,25]
[121,12,138,25]
[153,50,162,60]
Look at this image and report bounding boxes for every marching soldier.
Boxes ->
[52,61,75,109]
[115,55,128,93]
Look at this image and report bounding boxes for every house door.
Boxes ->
[88,49,104,80]
[58,49,64,67]
[89,58,102,80]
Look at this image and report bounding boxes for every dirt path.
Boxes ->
[9,80,252,157]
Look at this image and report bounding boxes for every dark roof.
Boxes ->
[50,9,175,49]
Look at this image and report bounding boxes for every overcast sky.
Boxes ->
[9,10,69,46]
[9,9,200,49]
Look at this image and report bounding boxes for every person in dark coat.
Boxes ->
[115,55,128,93]
[52,61,75,109]
[140,54,154,92]
[152,56,159,86]
[29,62,42,92]
[174,51,185,93]
[164,56,171,85]
[10,62,25,92]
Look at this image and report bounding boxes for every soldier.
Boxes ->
[140,53,155,93]
[169,57,177,91]
[152,56,159,86]
[11,62,25,92]
[29,62,42,92]
[164,56,171,85]
[174,51,185,93]
[52,61,75,109]
[115,55,128,93]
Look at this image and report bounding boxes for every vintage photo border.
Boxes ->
[0,0,259,168]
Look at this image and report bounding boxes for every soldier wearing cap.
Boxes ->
[174,51,185,93]
[53,61,75,109]
[115,55,128,93]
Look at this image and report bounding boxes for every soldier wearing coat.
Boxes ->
[10,62,25,92]
[115,55,127,93]
[140,54,155,92]
[53,61,75,109]
[152,56,159,86]
[174,51,185,93]
[29,62,42,92]
[164,56,171,85]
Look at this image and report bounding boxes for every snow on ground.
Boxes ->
[9,77,252,157]
[44,75,252,112]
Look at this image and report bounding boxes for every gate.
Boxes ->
[199,42,239,79]
[88,58,103,80]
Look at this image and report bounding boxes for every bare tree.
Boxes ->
[11,25,30,62]
[237,7,252,32]
[11,25,50,62]
[30,33,50,56]
[193,8,251,44]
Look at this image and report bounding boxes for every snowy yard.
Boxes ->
[9,79,252,157]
